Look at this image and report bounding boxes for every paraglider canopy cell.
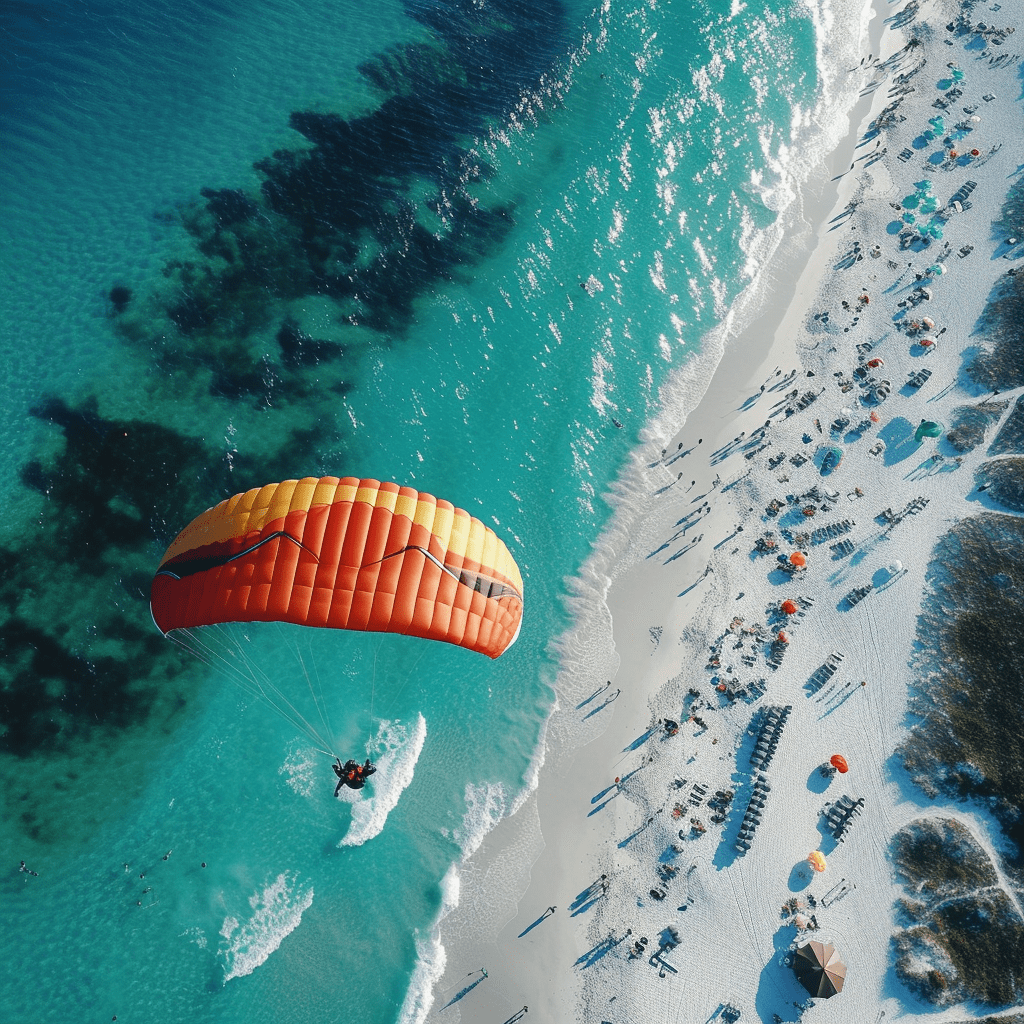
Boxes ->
[793,941,847,998]
[807,850,827,873]
[914,420,943,443]
[829,754,849,774]
[780,599,798,615]
[789,551,807,568]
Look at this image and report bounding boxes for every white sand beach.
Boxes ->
[424,0,1024,1021]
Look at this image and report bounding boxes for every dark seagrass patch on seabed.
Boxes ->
[0,0,572,855]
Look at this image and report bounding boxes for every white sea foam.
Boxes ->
[219,872,314,983]
[451,781,508,862]
[278,745,319,798]
[338,713,427,847]
[396,864,461,1024]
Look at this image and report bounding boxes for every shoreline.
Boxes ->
[422,0,1024,1020]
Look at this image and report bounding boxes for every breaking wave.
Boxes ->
[339,713,427,847]
[219,871,314,983]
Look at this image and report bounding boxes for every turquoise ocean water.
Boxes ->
[0,0,864,1020]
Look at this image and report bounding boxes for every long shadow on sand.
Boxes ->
[878,416,919,464]
[755,927,810,1023]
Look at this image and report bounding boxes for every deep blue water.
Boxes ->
[0,0,858,1020]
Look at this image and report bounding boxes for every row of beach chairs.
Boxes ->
[809,519,855,546]
[806,653,845,695]
[734,775,772,854]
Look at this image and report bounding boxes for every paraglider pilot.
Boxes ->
[334,757,377,795]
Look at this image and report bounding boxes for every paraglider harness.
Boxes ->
[333,757,377,795]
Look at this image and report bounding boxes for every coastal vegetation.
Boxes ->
[944,398,1007,452]
[966,179,1024,390]
[892,817,1024,1007]
[899,513,1024,858]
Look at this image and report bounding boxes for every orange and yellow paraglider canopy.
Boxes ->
[151,477,524,660]
[808,850,827,873]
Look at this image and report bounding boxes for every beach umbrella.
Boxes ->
[921,316,935,328]
[777,631,790,644]
[902,213,917,225]
[952,67,965,81]
[919,338,936,349]
[915,419,943,442]
[870,410,881,423]
[970,148,980,157]
[830,754,849,773]
[949,150,958,159]
[793,941,847,998]
[789,551,807,568]
[807,850,827,873]
[902,194,920,209]
[780,599,798,615]
[970,114,981,123]
[866,358,884,368]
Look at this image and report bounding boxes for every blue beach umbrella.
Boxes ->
[902,195,920,209]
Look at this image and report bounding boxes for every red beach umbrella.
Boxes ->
[789,551,807,568]
[780,599,798,615]
[777,631,790,644]
[866,357,884,368]
[830,754,849,774]
[970,149,980,157]
[869,410,881,423]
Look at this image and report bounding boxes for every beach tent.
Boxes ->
[915,420,943,442]
[793,941,847,998]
